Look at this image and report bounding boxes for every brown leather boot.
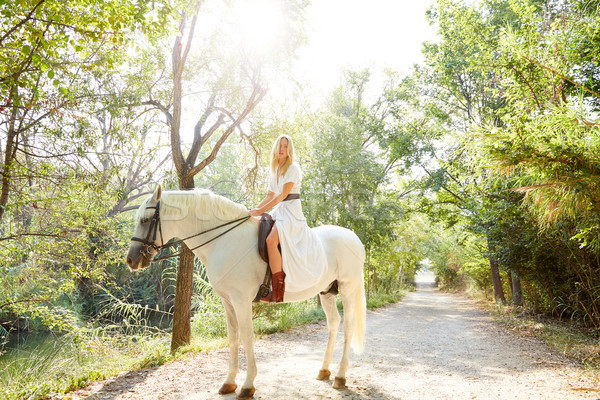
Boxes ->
[261,271,286,303]
[272,271,286,302]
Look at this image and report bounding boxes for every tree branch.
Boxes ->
[421,165,466,204]
[187,93,217,165]
[188,85,267,177]
[141,100,173,125]
[0,0,46,46]
[0,232,81,242]
[170,11,190,177]
[0,297,52,310]
[200,114,226,148]
[522,55,600,99]
[178,3,200,78]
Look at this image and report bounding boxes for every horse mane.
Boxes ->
[160,189,248,221]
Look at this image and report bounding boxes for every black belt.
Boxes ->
[283,193,300,201]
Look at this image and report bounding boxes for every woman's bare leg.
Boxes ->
[266,227,282,274]
[263,226,285,302]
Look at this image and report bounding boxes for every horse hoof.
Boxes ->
[237,387,256,399]
[317,369,331,380]
[333,376,346,389]
[218,383,237,394]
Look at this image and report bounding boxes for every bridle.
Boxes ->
[130,201,250,262]
[130,202,164,259]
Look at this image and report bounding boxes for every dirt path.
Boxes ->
[66,272,599,400]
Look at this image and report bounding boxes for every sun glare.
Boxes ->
[235,0,283,55]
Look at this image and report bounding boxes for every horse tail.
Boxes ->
[352,275,367,355]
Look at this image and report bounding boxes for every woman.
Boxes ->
[249,134,326,302]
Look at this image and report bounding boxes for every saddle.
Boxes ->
[258,213,279,264]
[253,213,277,302]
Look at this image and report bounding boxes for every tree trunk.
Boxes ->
[171,243,195,350]
[511,272,523,306]
[365,247,371,299]
[165,4,265,351]
[0,87,20,225]
[171,171,195,351]
[488,242,506,304]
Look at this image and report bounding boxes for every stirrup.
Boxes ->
[253,283,271,303]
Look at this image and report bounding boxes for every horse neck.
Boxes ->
[159,192,211,239]
[159,191,249,262]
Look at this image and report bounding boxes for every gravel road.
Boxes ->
[66,271,599,400]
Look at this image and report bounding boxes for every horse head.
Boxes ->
[126,186,162,270]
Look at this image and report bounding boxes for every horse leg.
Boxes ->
[219,300,239,395]
[334,285,357,389]
[234,300,257,399]
[317,292,340,381]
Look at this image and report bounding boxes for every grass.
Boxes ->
[366,290,409,308]
[253,298,327,334]
[0,288,408,400]
[1,328,168,399]
[0,331,174,400]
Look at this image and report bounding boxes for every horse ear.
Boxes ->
[152,186,162,202]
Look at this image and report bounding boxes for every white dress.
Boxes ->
[268,162,327,293]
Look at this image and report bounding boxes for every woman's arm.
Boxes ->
[249,192,275,217]
[249,182,294,217]
[256,192,275,209]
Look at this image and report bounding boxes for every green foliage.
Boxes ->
[252,298,325,334]
[477,0,600,242]
[423,224,486,292]
[0,331,173,400]
[0,0,176,145]
[368,215,427,293]
[0,1,406,398]
[467,0,600,322]
[301,71,417,295]
[395,0,600,328]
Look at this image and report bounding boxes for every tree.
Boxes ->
[407,0,600,323]
[471,0,600,323]
[302,70,405,295]
[388,0,532,303]
[477,0,600,243]
[138,0,305,350]
[0,0,170,225]
[0,0,180,343]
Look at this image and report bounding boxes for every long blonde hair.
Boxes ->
[270,134,295,176]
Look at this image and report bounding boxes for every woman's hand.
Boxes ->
[249,208,263,217]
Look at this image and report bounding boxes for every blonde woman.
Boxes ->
[249,134,326,302]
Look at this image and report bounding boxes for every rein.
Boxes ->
[131,201,250,262]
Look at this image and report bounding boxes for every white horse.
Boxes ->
[126,187,366,399]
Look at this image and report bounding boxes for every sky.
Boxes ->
[185,0,438,138]
[293,0,437,100]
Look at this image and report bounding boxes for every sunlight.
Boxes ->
[235,0,283,56]
[293,0,436,102]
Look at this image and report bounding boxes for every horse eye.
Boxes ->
[141,217,149,224]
